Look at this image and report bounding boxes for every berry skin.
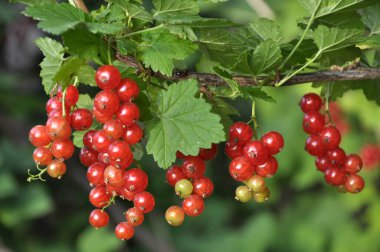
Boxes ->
[110,154,133,169]
[245,175,266,193]
[243,140,270,165]
[235,185,252,203]
[327,147,346,165]
[120,187,137,201]
[83,130,97,151]
[89,185,111,208]
[115,222,134,240]
[229,156,254,182]
[87,162,106,186]
[116,78,140,102]
[175,179,193,198]
[300,93,323,113]
[46,116,71,141]
[125,207,144,227]
[64,85,79,107]
[182,156,206,179]
[89,209,109,228]
[344,154,363,174]
[319,126,341,150]
[103,119,124,140]
[104,165,126,188]
[182,195,205,217]
[51,139,75,160]
[176,151,188,159]
[46,159,66,179]
[165,206,185,227]
[315,156,330,172]
[33,147,53,166]
[324,167,346,186]
[93,130,112,152]
[198,144,218,161]
[303,111,325,134]
[79,147,98,167]
[107,140,131,161]
[229,122,253,144]
[122,123,143,145]
[360,144,380,169]
[225,140,243,159]
[166,166,187,187]
[345,175,365,193]
[192,177,214,198]
[95,65,121,90]
[305,134,326,157]
[260,131,284,155]
[133,191,155,213]
[46,96,62,115]
[94,90,120,115]
[252,187,270,203]
[124,168,149,193]
[255,156,278,178]
[116,102,140,126]
[93,107,113,124]
[29,125,51,147]
[70,109,93,131]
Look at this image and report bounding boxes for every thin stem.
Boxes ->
[107,39,113,65]
[120,24,165,38]
[275,50,322,87]
[101,194,116,211]
[279,10,317,70]
[62,87,67,117]
[250,100,259,140]
[27,166,47,182]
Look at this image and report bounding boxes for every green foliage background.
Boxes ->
[0,0,379,251]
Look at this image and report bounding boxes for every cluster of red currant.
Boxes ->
[360,144,380,170]
[29,85,80,180]
[164,145,218,226]
[301,93,365,193]
[225,122,284,203]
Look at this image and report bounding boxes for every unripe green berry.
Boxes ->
[235,185,252,203]
[245,175,266,193]
[175,179,193,198]
[252,187,270,203]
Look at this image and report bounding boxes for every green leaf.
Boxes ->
[76,94,94,110]
[73,130,86,148]
[247,18,283,44]
[251,39,282,75]
[110,0,153,23]
[241,87,276,103]
[86,22,124,34]
[139,32,197,76]
[35,37,65,94]
[146,79,225,169]
[54,57,86,86]
[132,143,144,161]
[77,228,122,252]
[9,0,54,6]
[153,0,199,19]
[209,97,239,135]
[77,65,97,86]
[24,3,86,35]
[312,25,363,52]
[359,3,380,36]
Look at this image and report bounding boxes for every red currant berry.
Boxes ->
[29,125,51,147]
[104,165,126,188]
[46,159,66,179]
[198,144,218,161]
[51,139,75,160]
[103,119,124,140]
[192,177,214,198]
[345,174,365,193]
[107,140,131,161]
[93,107,113,124]
[70,108,93,131]
[116,78,140,102]
[344,154,363,174]
[300,93,323,113]
[360,144,380,169]
[319,126,341,150]
[324,167,346,186]
[89,209,109,228]
[83,130,96,151]
[165,206,185,227]
[122,123,143,145]
[95,65,121,90]
[116,102,140,126]
[115,222,134,240]
[166,165,187,187]
[46,116,71,141]
[93,130,112,152]
[124,168,148,193]
[79,147,98,167]
[260,131,284,155]
[176,151,188,159]
[303,111,325,134]
[243,140,269,165]
[110,155,133,169]
[229,122,253,144]
[120,187,136,201]
[229,156,254,182]
[182,156,206,179]
[255,156,278,178]
[224,140,243,159]
[98,152,110,166]
[64,85,79,107]
[94,90,120,115]
[89,185,111,208]
[125,207,144,227]
[46,96,62,115]
[33,147,53,166]
[305,134,326,157]
[327,147,346,165]
[315,156,330,172]
[87,162,106,186]
[133,191,155,213]
[182,195,204,217]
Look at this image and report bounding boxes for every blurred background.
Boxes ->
[1,0,380,251]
